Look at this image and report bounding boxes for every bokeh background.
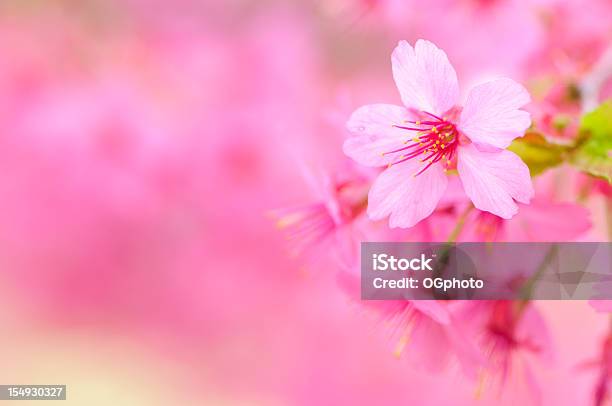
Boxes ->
[0,1,610,405]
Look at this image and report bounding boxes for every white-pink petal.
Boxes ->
[459,78,531,149]
[367,159,448,228]
[344,104,413,167]
[457,144,534,219]
[391,40,459,116]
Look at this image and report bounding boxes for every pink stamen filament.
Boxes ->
[384,112,459,176]
[422,111,444,121]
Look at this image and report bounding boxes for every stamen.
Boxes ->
[394,335,410,359]
[422,111,444,121]
[384,111,459,175]
[393,125,426,131]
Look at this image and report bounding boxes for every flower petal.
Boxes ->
[590,300,612,313]
[459,78,531,149]
[457,144,533,219]
[344,104,414,167]
[368,160,448,228]
[391,40,459,116]
[505,200,591,241]
[412,301,450,325]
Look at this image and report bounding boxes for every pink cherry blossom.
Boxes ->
[270,162,370,261]
[578,330,612,406]
[529,81,582,141]
[344,40,534,228]
[337,268,484,377]
[457,301,554,404]
[453,199,591,243]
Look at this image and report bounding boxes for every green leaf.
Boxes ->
[508,132,566,176]
[572,102,612,183]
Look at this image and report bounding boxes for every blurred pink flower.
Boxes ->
[335,0,543,80]
[529,82,582,141]
[528,0,612,78]
[459,301,554,404]
[426,170,593,243]
[270,163,370,260]
[412,0,544,80]
[460,199,591,242]
[579,331,612,406]
[338,269,484,377]
[577,174,612,200]
[344,40,534,228]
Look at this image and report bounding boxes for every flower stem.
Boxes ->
[447,204,474,243]
[606,199,612,242]
[519,244,559,304]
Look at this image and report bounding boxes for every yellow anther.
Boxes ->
[415,121,421,125]
[474,371,487,400]
[441,144,445,149]
[276,213,303,229]
[432,126,438,133]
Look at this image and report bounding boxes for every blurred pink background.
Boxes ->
[0,1,610,405]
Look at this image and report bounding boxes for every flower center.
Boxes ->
[384,111,459,176]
